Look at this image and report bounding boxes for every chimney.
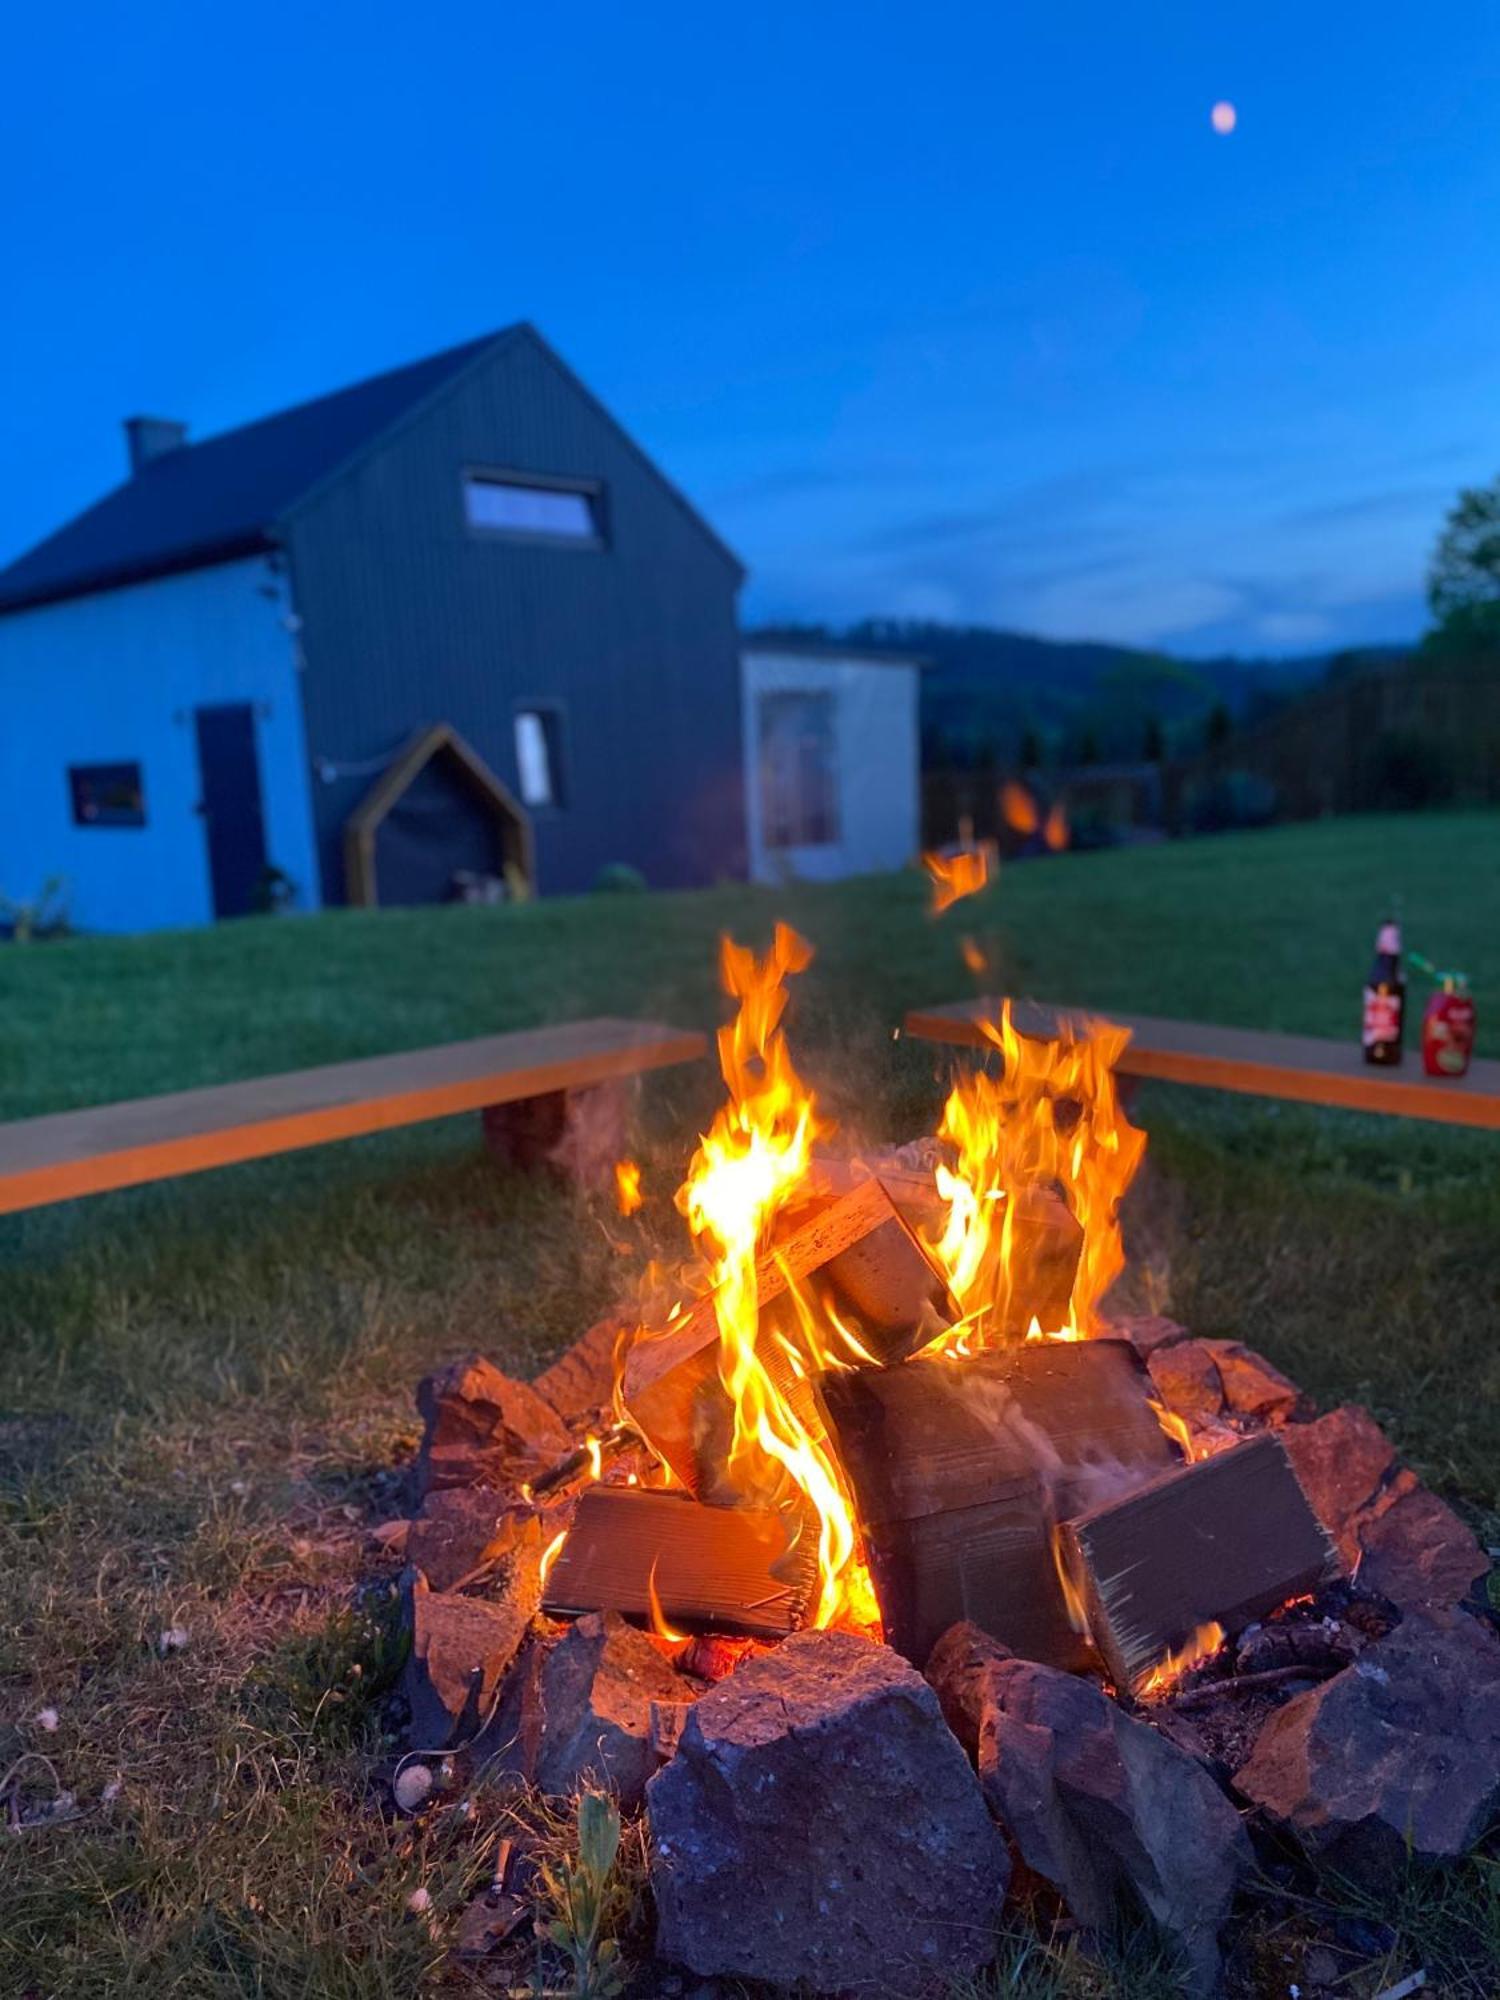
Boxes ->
[124,415,188,475]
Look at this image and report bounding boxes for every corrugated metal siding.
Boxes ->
[283,332,745,901]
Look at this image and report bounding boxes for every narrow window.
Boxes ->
[514,708,567,809]
[68,761,146,827]
[758,692,839,849]
[464,473,603,544]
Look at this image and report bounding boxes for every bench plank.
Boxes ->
[0,1017,707,1214]
[903,997,1500,1131]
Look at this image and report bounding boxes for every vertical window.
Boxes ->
[758,692,839,848]
[464,473,603,543]
[68,762,146,827]
[514,708,567,809]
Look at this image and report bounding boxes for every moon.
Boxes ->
[1211,101,1237,135]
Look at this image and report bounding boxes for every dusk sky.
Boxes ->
[6,3,1500,657]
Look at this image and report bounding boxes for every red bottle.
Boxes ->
[1421,977,1476,1078]
[1361,919,1405,1065]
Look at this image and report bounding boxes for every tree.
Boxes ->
[1204,702,1232,749]
[1428,477,1500,636]
[1142,714,1165,762]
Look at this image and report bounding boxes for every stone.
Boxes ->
[1280,1406,1397,1565]
[532,1313,628,1424]
[927,1622,1250,1996]
[406,1488,525,1592]
[1108,1312,1191,1358]
[1351,1486,1489,1611]
[403,1572,535,1751]
[1146,1339,1225,1422]
[415,1354,568,1498]
[1235,1607,1500,1877]
[648,1628,1008,1992]
[535,1611,684,1809]
[1201,1340,1301,1422]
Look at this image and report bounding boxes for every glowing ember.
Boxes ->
[924,847,992,915]
[1000,780,1039,836]
[960,935,988,977]
[614,1159,644,1216]
[925,1003,1145,1350]
[1135,1620,1226,1698]
[1043,800,1069,852]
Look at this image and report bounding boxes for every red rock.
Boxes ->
[1281,1406,1398,1565]
[648,1628,1008,1991]
[1235,1607,1500,1876]
[1355,1486,1490,1609]
[1108,1313,1191,1358]
[415,1354,568,1498]
[403,1573,534,1751]
[533,1313,629,1424]
[406,1488,524,1592]
[535,1611,684,1809]
[1147,1340,1225,1421]
[1202,1340,1301,1422]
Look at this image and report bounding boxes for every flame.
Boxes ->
[1001,780,1039,836]
[666,926,877,1631]
[1050,1522,1091,1637]
[924,847,992,915]
[584,1434,604,1481]
[1149,1399,1196,1463]
[926,1003,1145,1348]
[1043,800,1069,852]
[647,1557,689,1645]
[538,1526,569,1593]
[614,1159,643,1216]
[1135,1621,1225,1698]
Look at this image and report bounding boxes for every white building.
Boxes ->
[740,641,923,884]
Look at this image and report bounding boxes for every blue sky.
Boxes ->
[5,2,1499,656]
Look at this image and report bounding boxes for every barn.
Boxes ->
[0,325,748,930]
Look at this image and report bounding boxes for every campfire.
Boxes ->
[389,926,1498,1994]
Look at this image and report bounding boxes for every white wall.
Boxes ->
[0,557,321,932]
[741,649,920,884]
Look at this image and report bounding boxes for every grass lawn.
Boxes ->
[2,809,1498,1997]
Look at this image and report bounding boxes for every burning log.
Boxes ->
[621,1177,957,1497]
[539,1484,820,1638]
[1062,1433,1341,1693]
[819,1339,1177,1667]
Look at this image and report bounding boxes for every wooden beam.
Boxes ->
[540,1485,818,1638]
[621,1177,958,1497]
[1062,1433,1341,1691]
[819,1339,1177,1667]
[0,1018,707,1215]
[902,996,1500,1132]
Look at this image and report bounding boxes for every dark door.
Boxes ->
[194,703,268,919]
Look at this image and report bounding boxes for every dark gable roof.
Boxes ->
[0,326,519,614]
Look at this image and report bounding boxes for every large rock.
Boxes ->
[403,1571,535,1750]
[648,1628,1008,1992]
[1355,1485,1490,1610]
[1280,1406,1397,1565]
[406,1488,525,1592]
[1235,1608,1500,1877]
[415,1354,568,1497]
[535,1611,684,1809]
[1146,1337,1299,1427]
[532,1313,627,1425]
[927,1622,1249,1996]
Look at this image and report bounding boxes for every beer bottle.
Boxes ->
[1362,918,1405,1065]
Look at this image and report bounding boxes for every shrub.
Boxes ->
[593,862,647,894]
[1364,729,1459,811]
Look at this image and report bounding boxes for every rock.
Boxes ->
[536,1611,684,1808]
[1351,1486,1489,1611]
[1147,1340,1225,1422]
[1109,1312,1191,1358]
[403,1572,535,1750]
[475,1633,551,1788]
[1281,1406,1397,1565]
[1201,1340,1301,1422]
[393,1761,436,1813]
[407,1488,525,1591]
[415,1354,568,1497]
[927,1622,1249,1995]
[533,1313,629,1423]
[1235,1608,1500,1877]
[648,1627,1008,1992]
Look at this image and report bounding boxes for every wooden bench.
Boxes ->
[903,997,1500,1132]
[0,1016,707,1216]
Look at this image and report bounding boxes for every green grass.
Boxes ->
[2,810,1498,1997]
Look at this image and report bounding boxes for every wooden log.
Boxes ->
[1062,1433,1342,1692]
[819,1339,1177,1667]
[539,1484,819,1638]
[621,1177,957,1495]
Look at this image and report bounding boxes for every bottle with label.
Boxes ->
[1421,973,1476,1078]
[1362,919,1405,1065]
